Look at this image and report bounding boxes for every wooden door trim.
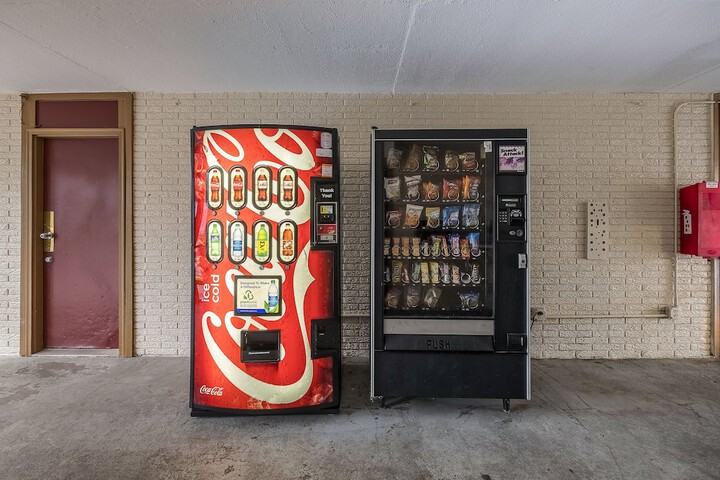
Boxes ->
[20,93,134,357]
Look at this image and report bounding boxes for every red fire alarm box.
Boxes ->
[679,181,720,258]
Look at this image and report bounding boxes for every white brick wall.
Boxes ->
[0,92,715,358]
[0,95,21,355]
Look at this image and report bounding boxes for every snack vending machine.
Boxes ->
[371,128,529,411]
[191,125,341,415]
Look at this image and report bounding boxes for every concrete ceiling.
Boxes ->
[1,0,719,94]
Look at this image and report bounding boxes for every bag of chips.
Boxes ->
[385,287,402,308]
[384,177,401,201]
[423,286,442,308]
[422,181,441,201]
[443,178,461,201]
[406,286,421,308]
[442,206,461,228]
[404,144,421,171]
[462,175,481,201]
[404,175,421,201]
[460,152,478,171]
[386,148,403,170]
[423,146,439,171]
[462,204,481,228]
[459,291,480,309]
[404,204,423,228]
[386,209,402,228]
[444,151,459,171]
[426,207,441,228]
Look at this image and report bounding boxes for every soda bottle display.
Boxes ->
[232,171,244,203]
[230,224,244,262]
[267,280,279,312]
[209,222,221,260]
[282,173,293,202]
[257,174,268,202]
[282,227,293,257]
[256,224,269,260]
[210,172,221,204]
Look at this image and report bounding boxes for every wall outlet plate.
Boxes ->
[587,202,609,259]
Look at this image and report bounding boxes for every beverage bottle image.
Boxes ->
[231,225,244,261]
[282,227,293,257]
[282,174,293,202]
[257,174,268,202]
[267,280,279,312]
[256,224,268,259]
[210,172,220,203]
[232,172,244,203]
[209,223,221,259]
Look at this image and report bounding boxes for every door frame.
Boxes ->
[20,93,133,357]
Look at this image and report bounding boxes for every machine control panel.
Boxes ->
[312,181,339,246]
[497,195,526,242]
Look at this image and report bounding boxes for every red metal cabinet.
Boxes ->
[679,181,720,258]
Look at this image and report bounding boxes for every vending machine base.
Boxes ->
[372,351,528,411]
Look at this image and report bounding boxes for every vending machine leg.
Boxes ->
[503,398,510,413]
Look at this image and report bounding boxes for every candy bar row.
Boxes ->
[384,259,485,286]
[384,233,485,259]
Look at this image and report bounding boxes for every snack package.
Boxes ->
[420,262,430,284]
[459,152,478,171]
[459,291,480,309]
[444,151,459,171]
[467,232,481,257]
[401,261,410,284]
[460,237,471,259]
[384,177,401,201]
[384,265,391,283]
[442,206,461,228]
[426,207,441,228]
[385,287,402,309]
[460,263,472,284]
[391,260,403,284]
[441,235,450,256]
[462,175,481,201]
[420,238,431,257]
[404,144,422,171]
[449,233,461,257]
[411,262,422,284]
[411,237,421,257]
[442,178,461,201]
[386,209,402,228]
[386,148,403,170]
[422,146,439,171]
[451,264,461,285]
[430,262,440,284]
[440,262,450,284]
[431,236,442,256]
[404,175,421,201]
[391,237,401,256]
[383,237,390,256]
[401,237,411,256]
[423,286,442,308]
[470,263,482,284]
[406,286,422,308]
[404,204,423,228]
[422,181,441,201]
[462,204,481,228]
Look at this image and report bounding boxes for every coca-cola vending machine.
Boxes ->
[191,125,341,415]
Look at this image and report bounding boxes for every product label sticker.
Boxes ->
[498,145,526,173]
[484,141,493,152]
[321,164,333,177]
[707,181,718,189]
[320,132,333,149]
[317,224,337,243]
[316,148,333,158]
[234,276,282,315]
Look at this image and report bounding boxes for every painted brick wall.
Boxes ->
[0,95,21,355]
[0,93,713,358]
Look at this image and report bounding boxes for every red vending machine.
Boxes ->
[191,125,341,415]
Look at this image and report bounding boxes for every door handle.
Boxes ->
[39,232,54,240]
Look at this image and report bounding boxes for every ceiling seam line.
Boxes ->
[392,0,421,94]
[0,20,122,90]
[661,61,720,92]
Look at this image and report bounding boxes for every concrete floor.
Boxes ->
[0,357,718,480]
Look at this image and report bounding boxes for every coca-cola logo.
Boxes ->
[199,385,224,396]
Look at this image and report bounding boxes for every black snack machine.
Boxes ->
[370,128,529,411]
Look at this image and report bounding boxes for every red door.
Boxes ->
[43,138,119,348]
